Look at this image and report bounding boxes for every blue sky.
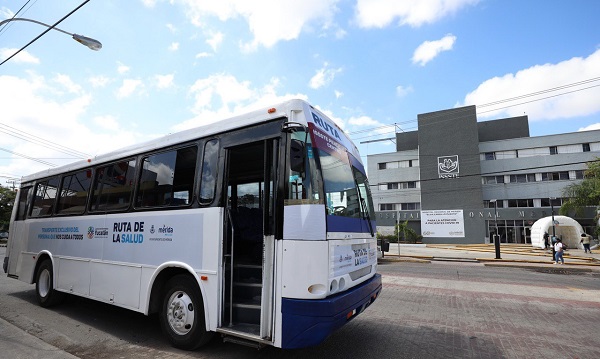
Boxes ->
[1,0,599,183]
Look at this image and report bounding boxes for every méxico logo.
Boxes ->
[87,226,95,239]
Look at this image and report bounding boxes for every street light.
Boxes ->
[550,197,557,238]
[0,17,102,51]
[489,199,501,259]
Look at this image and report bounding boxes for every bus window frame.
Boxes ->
[134,143,199,210]
[29,177,60,218]
[89,158,138,214]
[55,169,94,216]
[198,138,220,207]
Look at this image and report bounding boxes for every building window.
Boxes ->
[387,183,399,190]
[483,175,505,184]
[575,170,585,179]
[507,199,534,208]
[484,152,496,160]
[583,143,591,152]
[400,202,420,210]
[550,146,558,155]
[378,163,386,170]
[380,203,395,211]
[542,171,569,181]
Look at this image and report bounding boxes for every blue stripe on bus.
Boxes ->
[280,273,382,349]
[326,215,376,233]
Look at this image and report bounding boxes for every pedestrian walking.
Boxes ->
[554,238,565,264]
[551,235,558,261]
[543,232,549,249]
[580,233,593,254]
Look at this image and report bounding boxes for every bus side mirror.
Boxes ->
[290,139,305,173]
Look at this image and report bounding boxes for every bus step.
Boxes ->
[222,335,265,349]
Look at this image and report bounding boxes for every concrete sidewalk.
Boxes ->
[382,243,600,270]
[0,317,78,359]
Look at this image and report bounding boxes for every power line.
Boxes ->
[0,123,90,158]
[349,76,600,142]
[0,146,56,167]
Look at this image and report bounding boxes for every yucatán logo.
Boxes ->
[438,155,459,179]
[311,112,341,141]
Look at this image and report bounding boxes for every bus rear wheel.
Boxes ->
[159,275,213,350]
[35,259,65,307]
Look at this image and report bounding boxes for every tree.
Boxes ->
[0,185,17,231]
[394,220,423,243]
[560,158,600,236]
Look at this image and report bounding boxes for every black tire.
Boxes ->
[35,259,65,308]
[159,275,213,350]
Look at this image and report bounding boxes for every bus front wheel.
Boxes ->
[160,275,213,350]
[35,259,65,307]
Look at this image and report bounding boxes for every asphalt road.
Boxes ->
[2,247,600,358]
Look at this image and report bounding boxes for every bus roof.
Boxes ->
[21,99,309,183]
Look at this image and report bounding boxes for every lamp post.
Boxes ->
[490,199,501,259]
[0,18,102,51]
[550,198,556,238]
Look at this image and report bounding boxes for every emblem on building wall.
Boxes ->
[438,155,459,178]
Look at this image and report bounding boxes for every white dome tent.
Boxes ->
[530,215,584,249]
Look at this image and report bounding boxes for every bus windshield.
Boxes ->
[318,149,374,222]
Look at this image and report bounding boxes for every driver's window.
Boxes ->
[285,131,321,205]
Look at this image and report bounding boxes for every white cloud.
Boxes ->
[93,115,120,131]
[412,34,456,66]
[116,79,143,99]
[141,0,157,7]
[462,49,600,120]
[53,74,83,94]
[355,0,479,28]
[309,63,343,89]
[349,116,380,127]
[0,73,146,177]
[0,48,39,64]
[89,75,111,88]
[166,23,177,33]
[206,31,224,52]
[0,7,15,18]
[578,123,600,131]
[174,74,307,130]
[179,0,340,50]
[155,74,175,89]
[169,42,180,51]
[196,52,213,58]
[396,85,414,97]
[117,62,130,74]
[335,90,344,99]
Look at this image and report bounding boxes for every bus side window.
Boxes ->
[137,146,198,208]
[199,139,219,205]
[57,170,92,215]
[91,159,136,212]
[30,178,60,217]
[15,186,32,221]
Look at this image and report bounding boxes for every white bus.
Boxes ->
[3,99,381,350]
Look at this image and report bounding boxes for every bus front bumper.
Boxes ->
[280,273,382,349]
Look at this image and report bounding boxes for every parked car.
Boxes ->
[0,232,8,239]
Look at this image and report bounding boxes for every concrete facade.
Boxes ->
[368,105,600,244]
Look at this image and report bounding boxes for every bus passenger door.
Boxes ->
[220,138,279,342]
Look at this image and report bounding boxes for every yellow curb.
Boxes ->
[476,258,600,266]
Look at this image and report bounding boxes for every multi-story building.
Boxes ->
[368,105,600,244]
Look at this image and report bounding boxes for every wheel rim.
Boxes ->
[166,290,195,336]
[38,268,51,298]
